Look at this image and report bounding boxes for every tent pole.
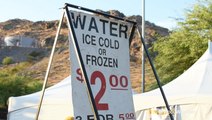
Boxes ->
[64,4,100,120]
[136,26,174,120]
[141,0,145,93]
[35,10,65,120]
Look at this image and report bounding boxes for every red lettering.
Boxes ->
[90,71,109,110]
[76,68,83,83]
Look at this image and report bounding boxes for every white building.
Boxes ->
[4,36,38,47]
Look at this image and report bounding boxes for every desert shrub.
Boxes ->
[0,62,42,109]
[0,75,42,108]
[3,24,14,30]
[2,57,13,65]
[46,22,55,29]
[27,51,42,61]
[29,51,41,57]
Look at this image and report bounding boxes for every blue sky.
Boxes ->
[0,0,197,29]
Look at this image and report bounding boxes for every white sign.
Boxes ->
[69,10,135,120]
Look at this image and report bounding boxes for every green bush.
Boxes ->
[0,62,42,109]
[28,51,41,58]
[2,57,13,65]
[3,24,14,30]
[0,75,42,108]
[27,51,42,61]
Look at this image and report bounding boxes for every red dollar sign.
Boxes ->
[76,68,84,83]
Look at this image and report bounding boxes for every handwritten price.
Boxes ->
[76,68,129,110]
[119,113,135,120]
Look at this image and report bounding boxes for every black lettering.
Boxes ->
[86,55,118,68]
[91,35,96,45]
[99,37,104,47]
[110,22,118,37]
[115,40,119,49]
[97,56,103,66]
[82,34,96,45]
[71,12,86,29]
[110,39,114,49]
[119,24,128,39]
[86,55,91,65]
[87,114,114,120]
[91,55,97,66]
[104,38,109,48]
[103,57,108,67]
[113,58,118,68]
[83,34,90,44]
[99,19,109,34]
[98,37,119,49]
[99,114,105,120]
[106,114,114,120]
[88,17,99,33]
[103,49,106,55]
[70,13,128,38]
[108,58,113,67]
[87,115,95,120]
[76,116,82,120]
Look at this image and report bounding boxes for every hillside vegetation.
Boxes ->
[152,0,212,87]
[0,62,42,108]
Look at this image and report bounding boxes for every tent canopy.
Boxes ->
[133,41,212,111]
[8,76,73,120]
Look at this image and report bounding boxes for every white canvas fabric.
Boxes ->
[7,76,74,120]
[7,76,137,120]
[133,41,212,120]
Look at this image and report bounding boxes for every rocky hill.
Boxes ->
[0,19,68,47]
[0,10,169,92]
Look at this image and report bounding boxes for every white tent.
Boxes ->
[8,76,137,120]
[8,41,212,120]
[133,41,212,120]
[7,76,74,120]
